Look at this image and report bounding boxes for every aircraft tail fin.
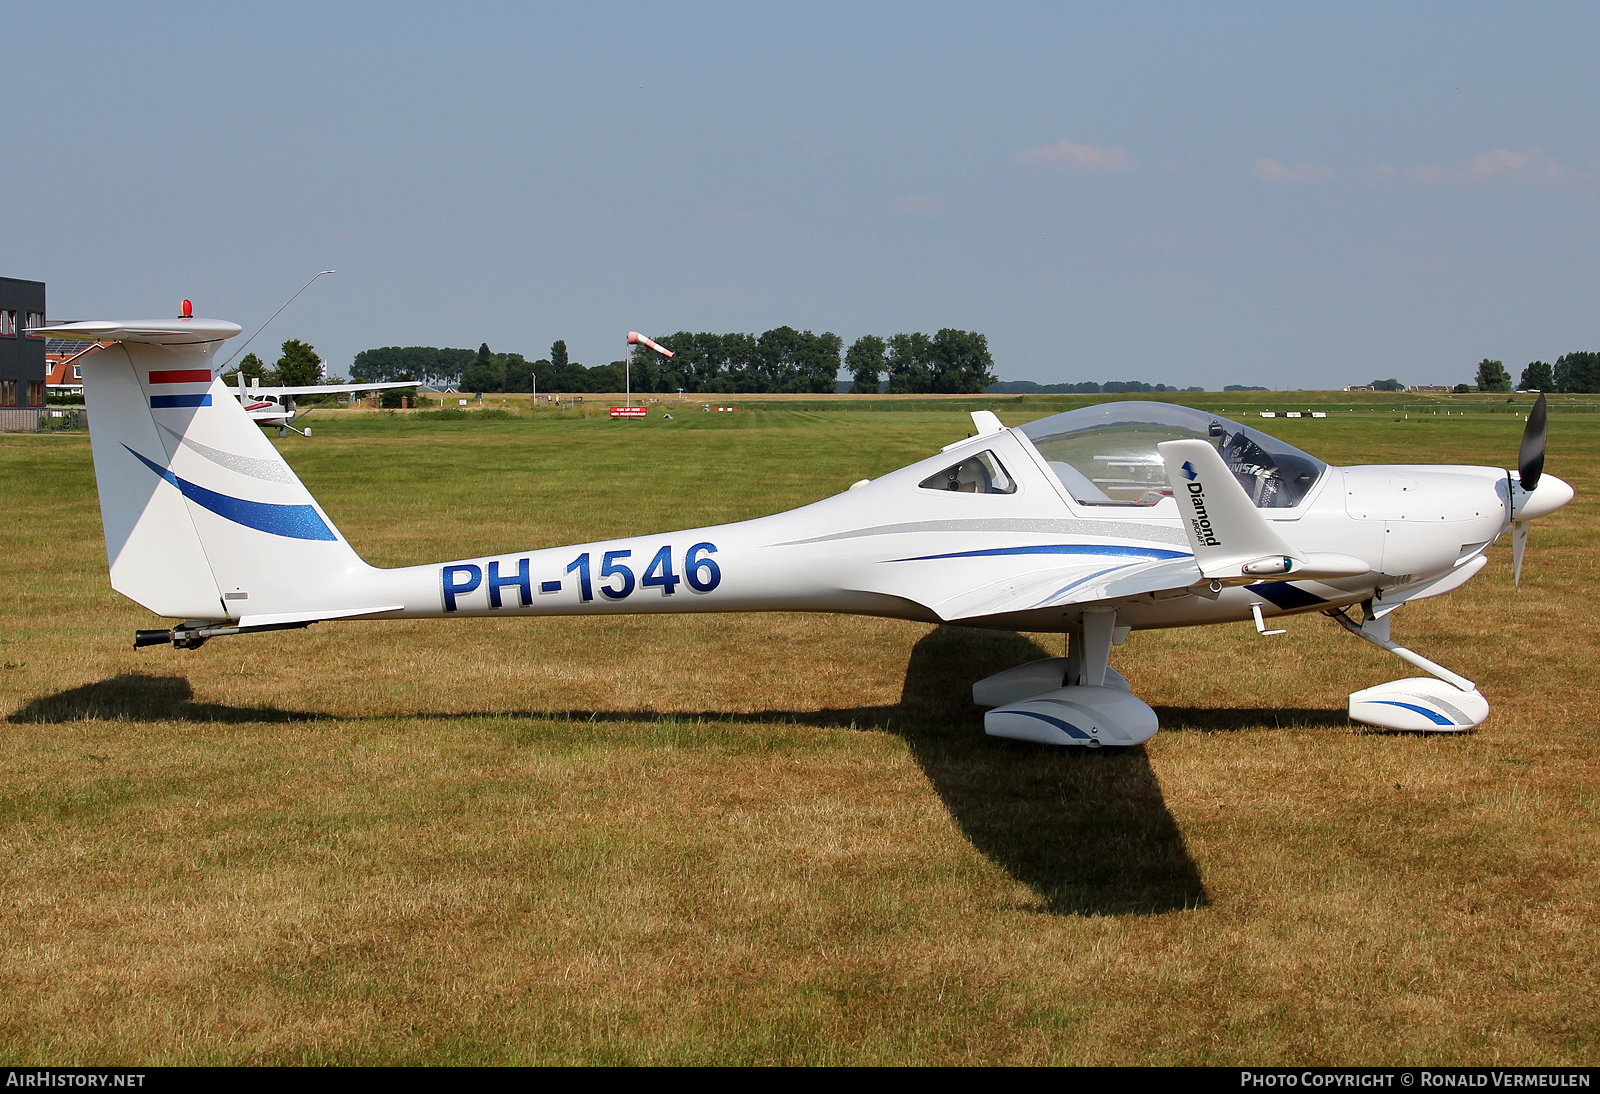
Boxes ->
[60,317,376,622]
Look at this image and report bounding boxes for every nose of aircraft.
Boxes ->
[1504,471,1574,587]
[1514,473,1574,522]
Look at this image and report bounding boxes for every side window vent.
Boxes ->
[918,450,1017,495]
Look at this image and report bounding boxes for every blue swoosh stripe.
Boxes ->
[150,394,212,408]
[125,445,336,541]
[891,544,1190,563]
[1371,700,1454,726]
[1027,564,1131,609]
[1007,710,1092,741]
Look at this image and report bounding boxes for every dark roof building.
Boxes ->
[0,277,47,414]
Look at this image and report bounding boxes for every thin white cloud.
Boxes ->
[1253,157,1334,184]
[892,195,943,216]
[1362,148,1589,188]
[1014,140,1137,174]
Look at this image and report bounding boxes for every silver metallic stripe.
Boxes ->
[159,423,298,484]
[771,517,1188,548]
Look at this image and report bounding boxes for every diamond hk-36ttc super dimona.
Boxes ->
[37,309,1573,745]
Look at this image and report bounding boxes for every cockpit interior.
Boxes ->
[1014,402,1327,508]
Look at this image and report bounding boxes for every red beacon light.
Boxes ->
[180,299,193,319]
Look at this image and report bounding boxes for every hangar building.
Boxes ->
[0,276,47,430]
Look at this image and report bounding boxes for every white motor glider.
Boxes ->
[37,310,1574,745]
[232,373,419,436]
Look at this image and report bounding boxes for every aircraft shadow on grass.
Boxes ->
[883,626,1214,916]
[6,673,329,725]
[8,628,1346,915]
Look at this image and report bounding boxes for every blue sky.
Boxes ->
[4,3,1597,389]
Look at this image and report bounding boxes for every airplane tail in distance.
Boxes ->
[45,318,377,624]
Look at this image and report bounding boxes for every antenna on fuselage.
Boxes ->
[218,269,337,370]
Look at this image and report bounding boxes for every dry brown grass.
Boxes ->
[0,404,1595,1064]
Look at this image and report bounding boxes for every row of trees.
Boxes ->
[636,328,845,393]
[989,379,1204,394]
[245,338,1600,399]
[844,330,995,394]
[1475,355,1600,394]
[351,341,612,393]
[349,328,996,395]
[350,346,476,388]
[456,340,624,394]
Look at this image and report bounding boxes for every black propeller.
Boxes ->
[1518,391,1547,492]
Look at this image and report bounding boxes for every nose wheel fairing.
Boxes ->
[1348,678,1488,732]
[1328,605,1488,732]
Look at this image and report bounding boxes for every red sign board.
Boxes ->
[609,406,648,418]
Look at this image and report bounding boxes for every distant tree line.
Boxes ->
[643,327,993,395]
[348,327,995,395]
[845,331,996,394]
[351,340,618,393]
[988,379,1204,394]
[645,328,846,393]
[1464,355,1600,394]
[1517,353,1600,393]
[351,346,478,387]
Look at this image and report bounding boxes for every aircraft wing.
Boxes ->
[930,554,1204,623]
[245,381,420,396]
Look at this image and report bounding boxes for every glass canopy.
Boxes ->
[1015,402,1327,508]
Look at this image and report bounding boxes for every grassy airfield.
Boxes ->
[2,393,1596,1065]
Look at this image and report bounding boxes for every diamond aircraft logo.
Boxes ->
[1182,463,1222,547]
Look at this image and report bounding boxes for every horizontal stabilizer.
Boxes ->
[30,318,242,346]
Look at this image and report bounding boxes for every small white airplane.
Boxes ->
[37,309,1575,745]
[232,373,419,436]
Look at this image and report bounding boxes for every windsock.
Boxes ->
[627,331,674,358]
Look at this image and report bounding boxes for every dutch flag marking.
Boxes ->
[147,368,213,409]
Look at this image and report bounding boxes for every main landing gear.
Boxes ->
[973,610,1159,748]
[970,600,1489,747]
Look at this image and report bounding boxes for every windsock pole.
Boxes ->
[626,331,675,411]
